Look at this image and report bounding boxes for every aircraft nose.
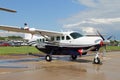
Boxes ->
[99,40,110,46]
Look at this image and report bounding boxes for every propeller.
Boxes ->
[97,30,112,41]
[0,7,16,13]
[96,30,112,56]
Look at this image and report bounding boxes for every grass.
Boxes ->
[97,46,120,53]
[0,46,41,55]
[0,46,120,55]
[106,46,120,51]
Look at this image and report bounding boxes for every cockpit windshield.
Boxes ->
[70,32,83,39]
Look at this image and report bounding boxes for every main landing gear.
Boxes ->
[70,55,77,60]
[45,54,52,62]
[45,54,78,62]
[45,49,54,62]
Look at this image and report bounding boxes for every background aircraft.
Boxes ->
[0,25,110,64]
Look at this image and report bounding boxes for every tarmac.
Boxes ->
[0,51,120,80]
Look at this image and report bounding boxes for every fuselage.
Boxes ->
[35,31,103,55]
[36,31,102,47]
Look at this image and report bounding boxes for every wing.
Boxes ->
[0,25,63,37]
[35,29,63,37]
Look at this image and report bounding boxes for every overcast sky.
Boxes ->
[62,0,120,40]
[0,0,120,39]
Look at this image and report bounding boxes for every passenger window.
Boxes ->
[42,39,45,42]
[40,39,42,42]
[37,39,39,43]
[62,36,64,40]
[66,36,70,40]
[56,36,60,41]
[51,37,54,41]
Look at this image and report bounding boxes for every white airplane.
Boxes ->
[0,25,110,64]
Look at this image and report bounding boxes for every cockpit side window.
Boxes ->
[70,32,83,39]
[66,36,71,40]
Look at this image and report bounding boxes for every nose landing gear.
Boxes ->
[93,52,102,64]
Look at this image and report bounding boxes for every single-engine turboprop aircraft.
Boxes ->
[0,25,110,64]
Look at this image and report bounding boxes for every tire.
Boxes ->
[45,55,52,62]
[71,55,77,60]
[93,57,101,64]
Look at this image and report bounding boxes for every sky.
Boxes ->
[0,0,120,40]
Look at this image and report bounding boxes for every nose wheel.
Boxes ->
[93,57,100,64]
[93,52,101,64]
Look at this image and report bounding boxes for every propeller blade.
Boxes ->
[107,36,112,40]
[0,7,16,13]
[102,45,107,57]
[97,30,105,40]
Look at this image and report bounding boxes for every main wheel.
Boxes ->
[45,55,52,62]
[93,57,101,64]
[71,55,77,60]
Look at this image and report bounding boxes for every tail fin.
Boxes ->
[23,23,41,46]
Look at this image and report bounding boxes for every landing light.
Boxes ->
[78,49,83,56]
